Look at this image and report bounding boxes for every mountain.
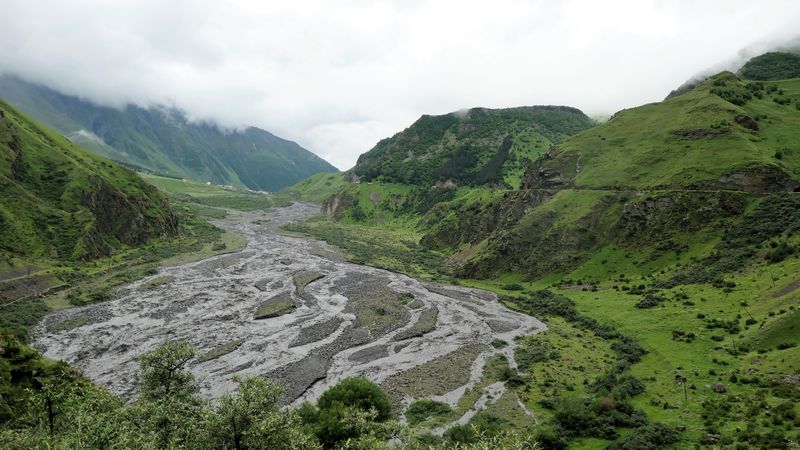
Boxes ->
[287,54,800,448]
[285,105,596,225]
[0,99,178,260]
[433,71,800,278]
[739,51,800,81]
[0,75,337,191]
[352,106,595,188]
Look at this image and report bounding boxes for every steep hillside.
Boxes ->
[529,72,800,192]
[0,99,178,260]
[352,106,595,189]
[432,72,800,278]
[739,51,800,81]
[288,60,800,448]
[0,75,337,191]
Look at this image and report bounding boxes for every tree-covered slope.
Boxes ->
[352,106,595,189]
[0,75,337,191]
[739,51,800,81]
[0,99,178,260]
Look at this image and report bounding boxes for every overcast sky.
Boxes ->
[1,1,799,169]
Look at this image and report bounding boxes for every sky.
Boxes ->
[1,1,799,170]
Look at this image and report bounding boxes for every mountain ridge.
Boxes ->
[0,98,178,261]
[0,75,337,191]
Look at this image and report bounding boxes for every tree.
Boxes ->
[305,377,395,448]
[138,340,196,400]
[132,341,203,449]
[203,376,320,450]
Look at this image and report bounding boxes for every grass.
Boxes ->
[381,345,488,412]
[283,216,447,281]
[347,284,409,335]
[293,271,325,295]
[254,294,295,319]
[555,250,800,445]
[0,99,177,262]
[141,275,172,290]
[282,171,348,203]
[159,230,246,267]
[544,74,800,189]
[198,339,245,362]
[142,174,291,211]
[45,314,88,333]
[393,307,438,341]
[282,188,800,447]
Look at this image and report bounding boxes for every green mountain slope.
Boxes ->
[435,73,800,278]
[739,51,800,81]
[0,99,178,260]
[352,106,595,189]
[531,72,800,192]
[0,75,337,191]
[286,57,800,448]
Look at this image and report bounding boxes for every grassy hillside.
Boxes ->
[531,73,800,191]
[352,106,596,189]
[0,75,337,191]
[282,171,349,204]
[286,59,800,448]
[0,99,178,261]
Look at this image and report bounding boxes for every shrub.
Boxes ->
[317,377,391,422]
[405,399,452,425]
[443,412,507,445]
[607,423,679,450]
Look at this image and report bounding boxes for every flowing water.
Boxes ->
[32,202,545,419]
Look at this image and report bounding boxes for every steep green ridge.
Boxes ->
[0,75,337,191]
[352,106,595,188]
[0,99,178,260]
[530,72,800,191]
[286,57,800,448]
[739,51,800,81]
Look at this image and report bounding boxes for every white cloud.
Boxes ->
[0,0,798,169]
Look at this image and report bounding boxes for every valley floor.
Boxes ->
[31,202,545,429]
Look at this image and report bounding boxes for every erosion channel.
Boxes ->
[32,202,545,424]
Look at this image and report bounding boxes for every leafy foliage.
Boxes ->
[352,106,594,188]
[740,52,800,81]
[404,399,452,425]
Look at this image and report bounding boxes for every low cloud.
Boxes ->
[1,0,798,169]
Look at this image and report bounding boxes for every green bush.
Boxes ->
[607,423,679,450]
[317,376,391,421]
[405,399,452,425]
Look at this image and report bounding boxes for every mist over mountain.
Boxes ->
[0,75,337,191]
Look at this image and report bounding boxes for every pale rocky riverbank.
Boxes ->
[32,202,545,421]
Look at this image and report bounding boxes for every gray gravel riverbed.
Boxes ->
[32,202,546,415]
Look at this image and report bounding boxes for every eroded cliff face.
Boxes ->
[708,166,800,194]
[614,191,747,243]
[321,190,355,218]
[520,146,575,191]
[77,175,179,259]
